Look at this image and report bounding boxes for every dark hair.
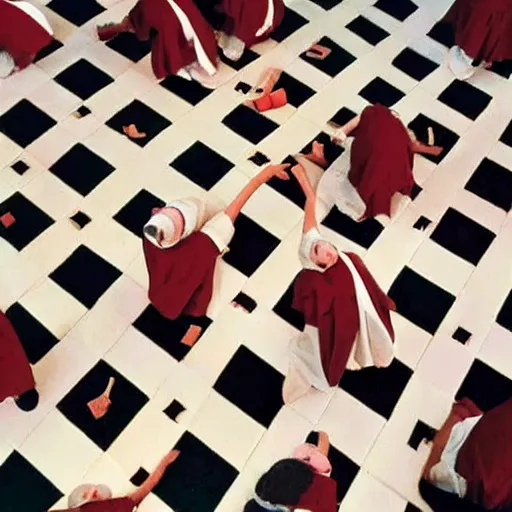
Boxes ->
[143,225,158,237]
[243,459,314,511]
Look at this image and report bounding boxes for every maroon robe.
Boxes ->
[293,473,338,512]
[443,0,512,63]
[51,497,136,512]
[0,311,35,402]
[292,253,395,387]
[143,233,220,320]
[456,398,512,510]
[217,0,285,47]
[0,0,52,71]
[349,103,415,219]
[129,0,218,79]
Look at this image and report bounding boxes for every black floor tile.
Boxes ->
[113,189,165,238]
[222,105,279,145]
[130,467,150,486]
[500,120,512,148]
[0,451,62,512]
[358,77,405,108]
[392,48,438,81]
[33,38,64,63]
[430,208,495,265]
[49,245,122,308]
[160,75,213,106]
[219,47,259,71]
[490,59,512,80]
[413,216,432,231]
[308,0,344,10]
[47,0,105,25]
[69,211,91,230]
[405,503,422,512]
[272,277,306,331]
[427,22,454,48]
[57,359,148,450]
[163,399,186,421]
[0,192,54,251]
[11,160,30,175]
[5,303,59,364]
[153,432,238,512]
[273,72,315,108]
[407,114,459,164]
[408,420,436,450]
[0,100,56,148]
[330,106,358,127]
[322,209,384,249]
[54,59,114,100]
[346,15,390,46]
[374,0,418,21]
[437,80,492,121]
[214,345,284,427]
[49,143,115,196]
[271,7,308,43]
[465,158,512,212]
[306,432,359,503]
[106,100,172,148]
[340,359,412,419]
[222,214,280,277]
[452,326,471,344]
[133,305,212,362]
[170,141,234,190]
[388,267,456,335]
[410,183,422,200]
[497,290,512,333]
[106,32,152,62]
[300,36,356,78]
[456,359,512,412]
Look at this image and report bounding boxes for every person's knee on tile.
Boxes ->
[0,0,53,77]
[212,0,285,61]
[143,163,291,346]
[244,432,337,512]
[281,164,395,405]
[421,397,512,511]
[439,0,512,80]
[0,311,38,412]
[50,449,180,511]
[97,0,221,87]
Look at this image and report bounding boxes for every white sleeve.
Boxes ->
[200,212,235,252]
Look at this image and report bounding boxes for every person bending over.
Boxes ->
[143,163,290,347]
[281,163,396,404]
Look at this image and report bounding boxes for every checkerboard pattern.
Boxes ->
[1,0,512,510]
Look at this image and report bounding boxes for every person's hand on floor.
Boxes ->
[259,163,291,182]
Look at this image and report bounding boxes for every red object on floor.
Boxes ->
[0,212,15,228]
[292,253,395,387]
[217,0,285,47]
[128,0,218,79]
[349,103,415,219]
[143,233,220,320]
[0,0,52,70]
[252,88,287,112]
[0,311,36,403]
[443,0,512,62]
[456,398,512,510]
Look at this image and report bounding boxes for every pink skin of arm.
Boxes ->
[291,164,318,233]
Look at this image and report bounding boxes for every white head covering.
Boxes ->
[68,484,112,508]
[0,50,15,79]
[143,212,177,249]
[253,493,290,511]
[298,228,331,273]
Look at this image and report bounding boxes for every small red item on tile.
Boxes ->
[0,213,16,228]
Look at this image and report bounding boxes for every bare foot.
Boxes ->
[123,124,147,139]
[231,301,249,313]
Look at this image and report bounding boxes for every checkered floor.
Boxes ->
[1,0,512,510]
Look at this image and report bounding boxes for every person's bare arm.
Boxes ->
[317,431,330,457]
[291,164,317,233]
[224,164,291,223]
[341,114,361,136]
[128,450,180,505]
[412,141,443,157]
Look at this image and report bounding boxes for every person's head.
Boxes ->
[243,459,314,512]
[143,207,184,249]
[0,49,15,79]
[14,389,39,412]
[68,484,112,508]
[310,240,338,270]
